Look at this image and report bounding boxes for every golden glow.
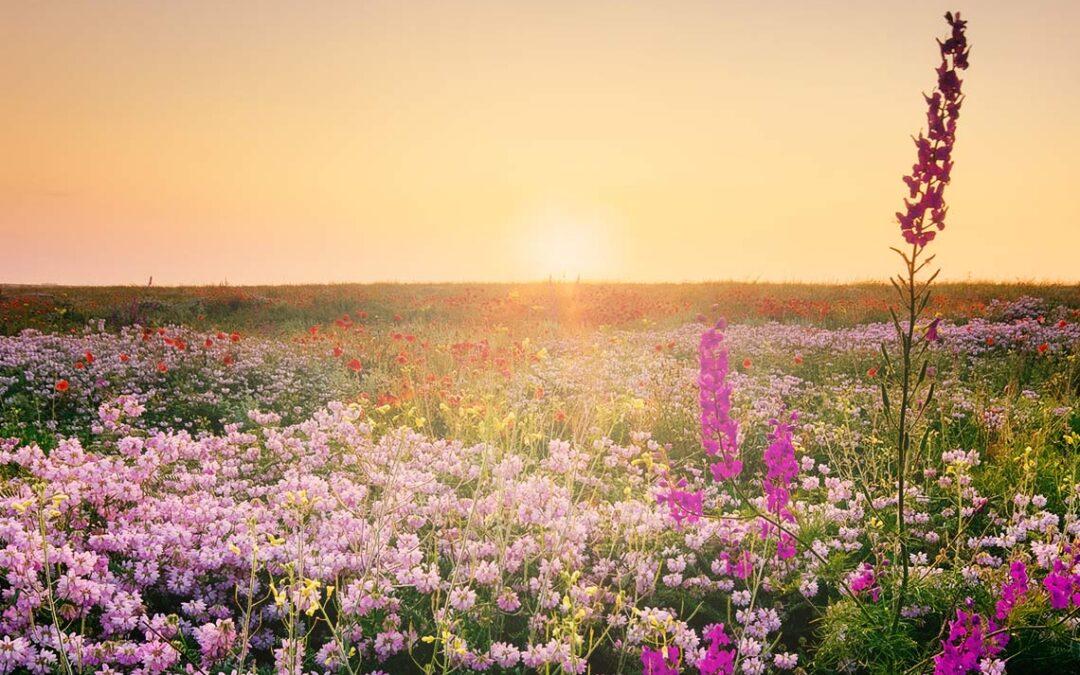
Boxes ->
[516,205,621,281]
[1,1,1078,284]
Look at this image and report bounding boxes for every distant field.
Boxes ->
[3,281,1079,335]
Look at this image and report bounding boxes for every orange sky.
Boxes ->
[2,1,1078,285]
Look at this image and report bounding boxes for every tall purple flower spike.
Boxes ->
[897,12,970,248]
[699,319,741,481]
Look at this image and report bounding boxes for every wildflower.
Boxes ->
[933,607,1008,675]
[698,624,736,675]
[348,358,363,372]
[773,652,798,670]
[55,379,70,392]
[156,361,168,373]
[867,367,878,378]
[848,563,881,602]
[896,12,969,248]
[657,477,703,527]
[641,645,680,675]
[700,321,741,480]
[762,412,799,559]
[192,618,237,665]
[994,560,1028,620]
[926,317,941,342]
[1042,559,1078,610]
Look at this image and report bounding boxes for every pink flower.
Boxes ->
[641,645,680,675]
[699,321,741,481]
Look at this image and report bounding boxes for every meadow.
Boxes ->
[3,10,1080,675]
[1,279,1078,674]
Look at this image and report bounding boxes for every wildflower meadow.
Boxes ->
[2,10,1080,675]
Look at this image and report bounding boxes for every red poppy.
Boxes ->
[333,346,344,357]
[867,367,879,378]
[794,355,804,365]
[554,409,567,423]
[347,358,363,372]
[1037,342,1049,355]
[986,337,995,346]
[119,353,130,362]
[742,358,752,370]
[156,361,168,373]
[230,332,240,343]
[55,379,69,392]
[1058,320,1068,328]
[204,338,214,348]
[74,361,85,370]
[84,351,95,364]
[223,354,234,366]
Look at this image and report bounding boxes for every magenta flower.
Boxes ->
[933,607,1008,675]
[641,645,681,675]
[1042,559,1079,610]
[697,624,736,675]
[926,317,942,342]
[761,412,799,559]
[699,320,741,481]
[896,12,969,248]
[994,560,1028,620]
[848,563,881,602]
[657,476,704,527]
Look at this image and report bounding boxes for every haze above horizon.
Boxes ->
[2,1,1078,285]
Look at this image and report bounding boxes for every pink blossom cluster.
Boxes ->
[699,320,741,481]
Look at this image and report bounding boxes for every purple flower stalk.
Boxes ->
[699,320,741,481]
[1042,557,1080,610]
[641,645,680,675]
[657,475,704,527]
[761,412,799,559]
[994,560,1028,620]
[697,624,736,675]
[933,608,1008,675]
[896,12,969,248]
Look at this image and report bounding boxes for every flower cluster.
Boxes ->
[761,412,799,560]
[896,11,969,247]
[933,607,1008,675]
[699,320,741,481]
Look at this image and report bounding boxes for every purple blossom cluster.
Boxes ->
[699,321,741,481]
[897,11,969,247]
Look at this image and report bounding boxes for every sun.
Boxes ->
[517,206,615,280]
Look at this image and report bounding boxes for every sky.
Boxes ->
[2,0,1078,285]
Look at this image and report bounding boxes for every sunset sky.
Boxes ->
[2,1,1078,285]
